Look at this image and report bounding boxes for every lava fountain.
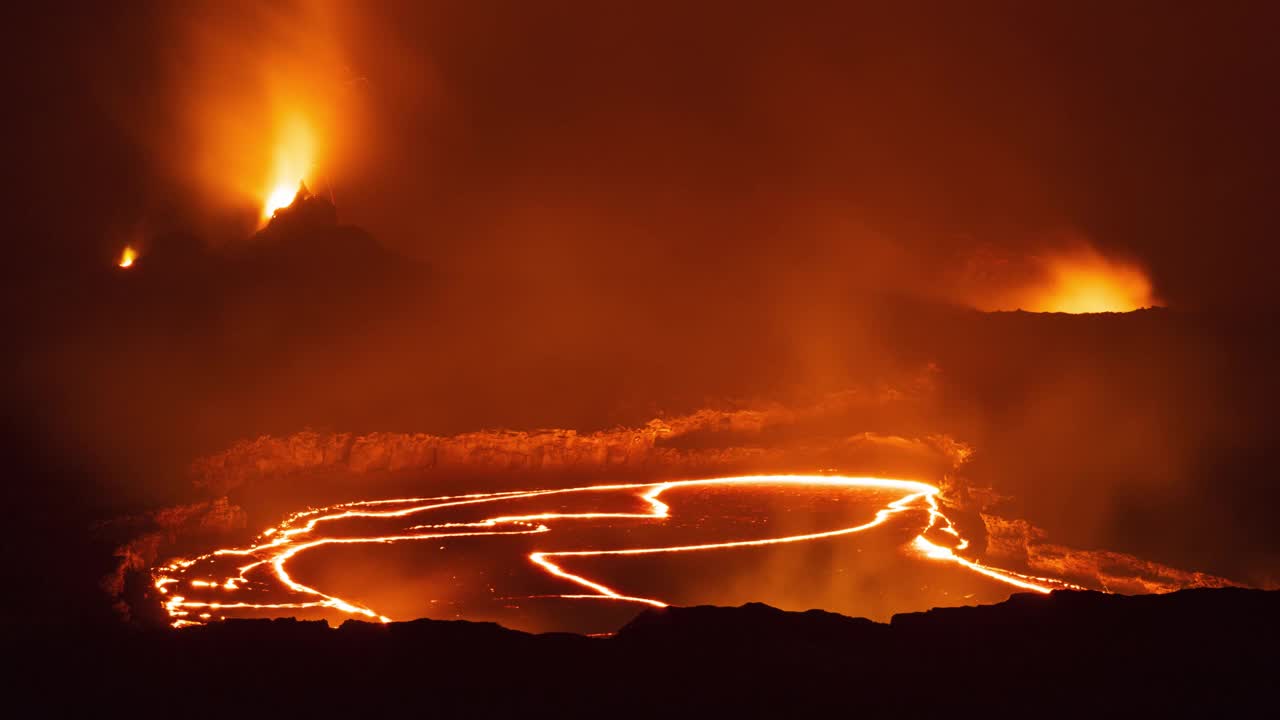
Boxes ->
[152,474,1080,632]
[260,114,317,221]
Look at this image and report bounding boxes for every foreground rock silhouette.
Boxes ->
[17,588,1276,714]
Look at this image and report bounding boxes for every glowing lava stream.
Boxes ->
[152,475,1080,627]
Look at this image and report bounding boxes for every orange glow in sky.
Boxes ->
[157,1,350,230]
[971,246,1162,313]
[1022,250,1159,313]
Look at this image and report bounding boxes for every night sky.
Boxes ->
[11,2,1280,308]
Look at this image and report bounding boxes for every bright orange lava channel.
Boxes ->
[152,475,1080,628]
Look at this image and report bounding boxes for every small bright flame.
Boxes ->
[117,246,137,268]
[261,115,316,221]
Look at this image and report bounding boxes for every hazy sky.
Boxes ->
[10,1,1279,310]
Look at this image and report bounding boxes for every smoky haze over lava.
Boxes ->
[5,2,1280,627]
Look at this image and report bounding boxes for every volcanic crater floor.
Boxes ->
[154,475,1074,634]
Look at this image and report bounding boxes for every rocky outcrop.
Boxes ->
[981,513,1238,593]
[102,498,246,619]
[189,397,970,494]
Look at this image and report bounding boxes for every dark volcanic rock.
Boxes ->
[616,601,886,652]
[17,589,1277,715]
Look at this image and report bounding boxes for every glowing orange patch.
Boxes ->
[1025,251,1158,313]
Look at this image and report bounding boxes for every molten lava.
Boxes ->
[152,475,1080,630]
[264,183,301,220]
[117,246,137,268]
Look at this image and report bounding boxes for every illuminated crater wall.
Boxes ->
[109,397,1235,632]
